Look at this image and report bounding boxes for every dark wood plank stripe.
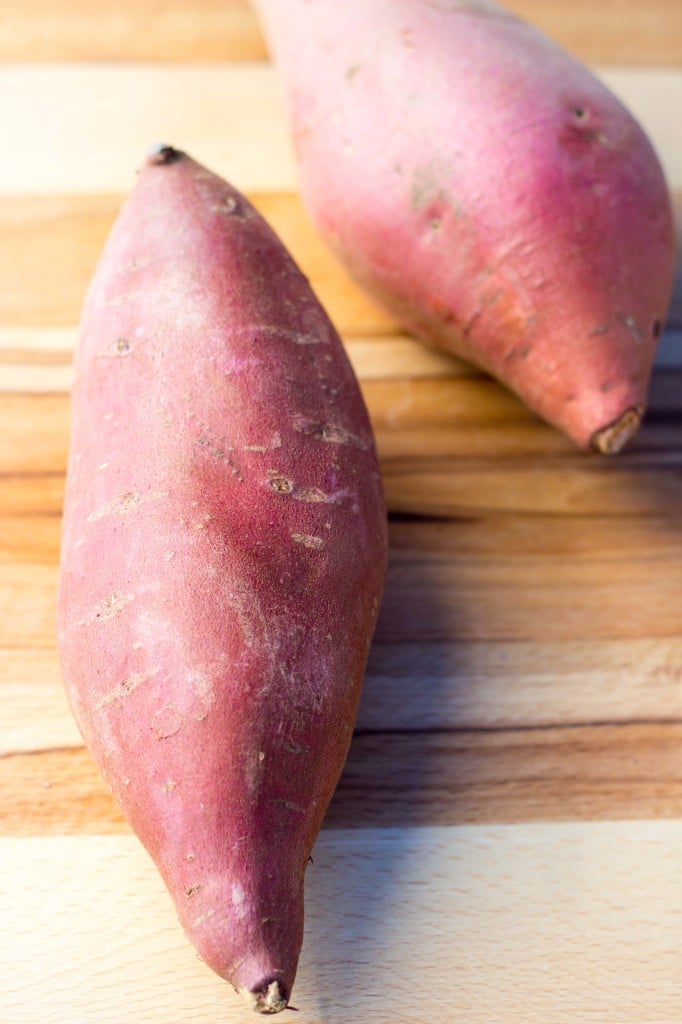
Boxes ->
[1,0,679,65]
[3,723,682,836]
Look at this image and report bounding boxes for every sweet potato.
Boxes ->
[254,0,676,452]
[57,146,387,1014]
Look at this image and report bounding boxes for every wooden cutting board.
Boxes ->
[1,2,681,1021]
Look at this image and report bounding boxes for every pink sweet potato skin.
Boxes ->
[57,148,387,1013]
[255,0,676,451]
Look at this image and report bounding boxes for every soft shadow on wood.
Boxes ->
[301,517,466,1019]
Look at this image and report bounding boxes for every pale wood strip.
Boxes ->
[0,364,73,392]
[0,562,58,648]
[3,507,680,568]
[4,636,682,756]
[380,450,682,517]
[2,0,681,64]
[3,453,682,523]
[0,649,82,753]
[372,568,682,645]
[361,636,682,731]
[5,508,680,572]
[4,532,681,649]
[8,507,681,570]
[386,513,682,561]
[0,473,64,517]
[0,190,679,334]
[0,394,69,477]
[0,193,392,332]
[3,824,682,1022]
[4,725,682,837]
[3,329,681,390]
[0,66,300,195]
[512,0,682,66]
[0,66,678,194]
[2,369,680,480]
[599,70,682,185]
[0,515,60,563]
[0,335,473,391]
[0,327,75,359]
[3,449,682,522]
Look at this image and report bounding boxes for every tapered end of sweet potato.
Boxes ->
[146,142,185,165]
[238,979,289,1015]
[591,405,643,454]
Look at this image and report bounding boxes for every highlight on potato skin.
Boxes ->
[255,0,676,452]
[57,145,388,1014]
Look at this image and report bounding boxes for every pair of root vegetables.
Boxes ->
[57,0,675,1014]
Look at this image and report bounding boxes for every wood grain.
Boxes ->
[1,7,681,1020]
[1,190,680,333]
[0,193,391,332]
[4,723,682,837]
[4,508,681,667]
[1,364,680,517]
[4,825,682,1023]
[4,635,682,755]
[2,0,680,65]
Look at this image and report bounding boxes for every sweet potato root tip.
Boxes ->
[239,979,289,1015]
[591,406,643,454]
[146,142,184,166]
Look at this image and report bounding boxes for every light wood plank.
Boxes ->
[0,332,474,390]
[1,0,680,65]
[7,504,682,568]
[3,513,680,750]
[0,66,679,195]
[5,441,681,522]
[4,452,682,523]
[380,449,682,517]
[0,648,82,752]
[0,66,299,195]
[600,69,682,183]
[3,328,681,392]
[3,824,682,1023]
[510,0,682,66]
[0,473,64,517]
[4,521,681,650]
[2,367,681,483]
[361,636,682,730]
[0,193,392,332]
[7,508,682,570]
[4,636,682,756]
[0,190,679,333]
[4,447,682,522]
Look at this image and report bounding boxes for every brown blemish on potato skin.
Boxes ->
[292,533,324,549]
[87,489,168,522]
[79,592,133,626]
[293,418,369,449]
[96,669,158,708]
[293,487,328,503]
[268,473,294,494]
